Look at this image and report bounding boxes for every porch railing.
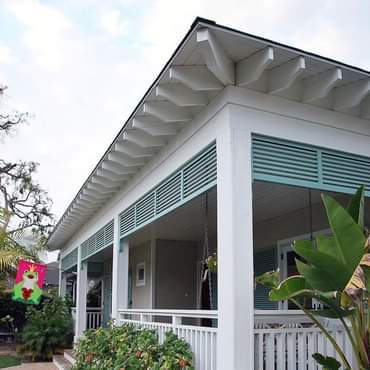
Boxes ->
[254,310,354,370]
[71,307,103,330]
[86,307,103,329]
[117,309,217,370]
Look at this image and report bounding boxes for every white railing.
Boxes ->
[118,309,217,370]
[254,310,354,370]
[71,307,103,330]
[86,307,103,330]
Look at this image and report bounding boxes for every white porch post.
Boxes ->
[58,260,66,297]
[75,248,87,341]
[217,114,254,370]
[59,271,67,298]
[111,214,129,321]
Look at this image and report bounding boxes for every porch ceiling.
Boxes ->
[49,17,370,250]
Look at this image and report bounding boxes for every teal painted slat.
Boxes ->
[252,135,370,195]
[119,142,217,238]
[254,248,277,310]
[61,248,78,271]
[81,220,114,260]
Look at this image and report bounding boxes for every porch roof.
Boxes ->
[48,17,370,250]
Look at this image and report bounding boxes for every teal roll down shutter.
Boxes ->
[254,248,277,310]
[252,135,370,195]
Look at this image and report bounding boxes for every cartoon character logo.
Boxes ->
[12,261,46,305]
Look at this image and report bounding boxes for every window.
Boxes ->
[136,262,145,287]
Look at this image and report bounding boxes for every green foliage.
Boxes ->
[72,323,194,370]
[0,291,27,333]
[256,186,370,369]
[18,294,73,361]
[312,353,341,370]
[0,355,21,368]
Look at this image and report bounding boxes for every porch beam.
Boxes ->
[87,182,118,194]
[197,28,235,85]
[143,101,193,123]
[132,116,179,136]
[114,140,156,158]
[236,46,274,87]
[333,78,370,111]
[169,66,223,91]
[156,84,208,107]
[84,188,109,199]
[91,174,123,188]
[108,150,147,167]
[101,160,138,175]
[302,67,342,103]
[96,168,131,182]
[122,128,167,148]
[268,56,306,94]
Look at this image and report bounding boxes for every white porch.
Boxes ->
[64,178,369,369]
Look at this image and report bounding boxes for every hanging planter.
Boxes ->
[206,253,217,274]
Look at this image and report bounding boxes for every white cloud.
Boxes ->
[4,0,72,68]
[100,9,128,37]
[0,45,14,64]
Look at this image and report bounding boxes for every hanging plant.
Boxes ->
[206,253,217,274]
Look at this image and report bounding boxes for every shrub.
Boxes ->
[72,323,194,370]
[0,291,27,333]
[18,294,73,361]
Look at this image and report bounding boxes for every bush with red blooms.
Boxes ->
[72,323,194,370]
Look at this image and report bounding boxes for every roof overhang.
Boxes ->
[48,17,370,250]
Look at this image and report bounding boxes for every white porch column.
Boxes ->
[59,270,67,298]
[75,248,88,341]
[111,215,129,321]
[216,114,254,370]
[58,260,65,297]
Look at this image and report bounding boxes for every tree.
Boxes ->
[0,85,27,135]
[0,85,54,273]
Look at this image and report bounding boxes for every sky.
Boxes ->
[1,0,370,222]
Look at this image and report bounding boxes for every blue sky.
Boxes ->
[1,0,370,219]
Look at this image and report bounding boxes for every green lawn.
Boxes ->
[0,355,21,368]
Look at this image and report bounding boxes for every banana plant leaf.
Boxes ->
[293,241,350,291]
[346,186,365,229]
[322,194,365,275]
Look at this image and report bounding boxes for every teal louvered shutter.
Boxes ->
[81,220,114,260]
[61,248,78,271]
[254,248,277,310]
[119,142,217,238]
[252,135,370,195]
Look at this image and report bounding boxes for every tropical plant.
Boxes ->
[256,186,370,370]
[0,209,39,273]
[18,293,73,361]
[72,323,194,370]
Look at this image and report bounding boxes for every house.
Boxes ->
[48,17,370,370]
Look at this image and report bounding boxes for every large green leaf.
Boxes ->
[346,185,365,229]
[322,194,365,273]
[293,240,350,290]
[296,259,340,292]
[269,276,312,301]
[316,235,338,259]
